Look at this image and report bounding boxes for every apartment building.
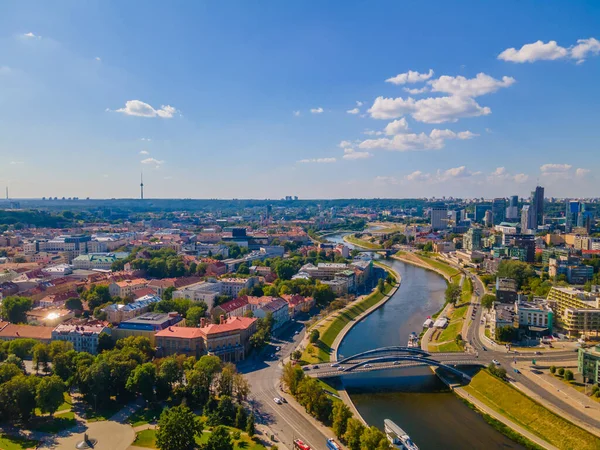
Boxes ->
[108,278,150,298]
[220,277,256,297]
[102,294,161,323]
[51,323,110,354]
[515,298,553,333]
[72,253,116,270]
[172,280,222,310]
[547,286,600,337]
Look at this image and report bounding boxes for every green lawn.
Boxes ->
[29,411,76,433]
[0,435,39,450]
[344,234,382,249]
[464,370,600,450]
[317,379,340,397]
[134,428,267,450]
[437,320,463,343]
[436,341,464,352]
[302,282,394,363]
[127,404,165,427]
[415,254,461,281]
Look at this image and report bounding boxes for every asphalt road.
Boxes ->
[239,320,333,450]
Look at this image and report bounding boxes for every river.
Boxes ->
[326,233,523,449]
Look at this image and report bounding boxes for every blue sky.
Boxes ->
[1,1,599,199]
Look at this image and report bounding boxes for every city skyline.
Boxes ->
[0,1,599,199]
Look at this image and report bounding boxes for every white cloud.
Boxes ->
[9,161,24,165]
[139,150,149,155]
[576,168,591,177]
[374,176,400,185]
[498,40,568,63]
[571,38,600,63]
[369,95,491,123]
[405,171,430,182]
[347,108,360,114]
[358,128,476,152]
[488,166,529,184]
[298,157,336,163]
[339,140,353,148]
[343,150,372,160]
[499,38,600,64]
[163,176,173,180]
[540,163,572,173]
[403,87,429,95]
[95,56,101,61]
[293,110,301,117]
[386,69,434,85]
[140,138,152,141]
[356,101,363,107]
[363,129,384,136]
[23,32,41,39]
[141,157,164,168]
[310,107,324,114]
[384,118,409,135]
[429,73,516,97]
[114,100,178,118]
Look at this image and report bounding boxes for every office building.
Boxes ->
[506,195,519,221]
[521,205,535,233]
[430,207,448,231]
[547,287,600,337]
[565,200,581,232]
[579,345,600,384]
[463,228,482,251]
[474,204,491,224]
[492,198,507,225]
[496,278,518,303]
[113,312,184,344]
[515,298,553,334]
[531,185,544,227]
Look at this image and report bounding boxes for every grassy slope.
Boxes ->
[0,435,39,450]
[464,371,600,450]
[344,234,382,249]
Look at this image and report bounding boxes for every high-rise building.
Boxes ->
[474,204,491,223]
[506,195,519,221]
[521,205,535,233]
[430,207,448,231]
[492,198,507,225]
[565,200,581,232]
[531,186,544,227]
[463,228,482,251]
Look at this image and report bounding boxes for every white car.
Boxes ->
[273,397,283,405]
[276,346,281,351]
[364,363,372,368]
[492,359,501,365]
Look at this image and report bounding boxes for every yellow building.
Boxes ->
[547,287,600,337]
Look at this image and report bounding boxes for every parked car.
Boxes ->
[273,397,283,405]
[492,359,501,365]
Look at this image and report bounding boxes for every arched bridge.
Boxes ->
[308,346,485,381]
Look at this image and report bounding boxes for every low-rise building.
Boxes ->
[281,294,315,317]
[321,278,349,296]
[51,323,110,354]
[491,304,516,336]
[515,298,553,334]
[26,308,74,327]
[102,294,161,323]
[72,253,116,270]
[0,323,53,343]
[579,345,600,384]
[253,298,290,329]
[211,296,250,319]
[433,241,455,253]
[113,312,183,344]
[496,278,518,303]
[108,278,149,298]
[172,280,222,310]
[220,277,256,297]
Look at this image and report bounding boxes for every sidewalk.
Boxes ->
[454,387,559,450]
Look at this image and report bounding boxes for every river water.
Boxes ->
[327,233,523,450]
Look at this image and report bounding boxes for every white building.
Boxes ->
[515,298,553,332]
[220,277,256,297]
[72,253,116,270]
[51,324,110,354]
[173,280,223,310]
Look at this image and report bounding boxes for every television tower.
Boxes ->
[140,172,144,200]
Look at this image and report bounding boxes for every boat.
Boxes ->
[407,332,419,348]
[384,419,419,450]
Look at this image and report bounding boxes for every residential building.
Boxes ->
[321,278,349,296]
[220,277,256,297]
[521,205,535,233]
[578,345,600,384]
[430,207,448,231]
[490,304,516,336]
[496,278,518,303]
[281,294,315,317]
[547,287,600,337]
[0,323,53,343]
[254,298,290,329]
[549,257,594,284]
[172,280,223,310]
[26,308,74,327]
[474,204,491,224]
[113,312,184,344]
[108,278,150,298]
[433,241,455,253]
[506,195,519,221]
[102,294,161,323]
[155,327,206,358]
[146,276,202,297]
[211,296,250,319]
[51,324,110,354]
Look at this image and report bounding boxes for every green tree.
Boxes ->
[377,278,385,294]
[296,377,332,423]
[564,369,574,381]
[332,402,353,439]
[218,363,236,397]
[215,395,236,426]
[126,362,157,403]
[237,263,250,275]
[0,363,22,383]
[4,354,25,371]
[313,282,335,305]
[0,296,34,323]
[445,283,462,306]
[309,329,320,344]
[36,375,65,416]
[245,413,255,437]
[281,362,305,396]
[549,365,556,374]
[159,356,183,388]
[234,404,247,429]
[163,286,176,301]
[205,425,233,450]
[32,343,51,374]
[52,350,77,381]
[186,304,208,327]
[156,405,202,450]
[558,367,565,376]
[8,338,38,359]
[360,425,390,450]
[98,332,114,353]
[0,374,38,423]
[496,260,537,290]
[65,297,83,311]
[481,294,496,309]
[274,259,297,281]
[343,418,365,450]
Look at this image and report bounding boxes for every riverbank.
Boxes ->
[342,233,382,249]
[393,251,462,283]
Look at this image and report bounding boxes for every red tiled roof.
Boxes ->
[155,326,205,339]
[217,297,249,313]
[201,316,257,335]
[133,288,157,299]
[0,324,52,340]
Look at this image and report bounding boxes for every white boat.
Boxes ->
[384,419,419,450]
[407,332,419,348]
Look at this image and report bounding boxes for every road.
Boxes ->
[239,319,333,450]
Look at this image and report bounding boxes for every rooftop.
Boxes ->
[0,324,53,340]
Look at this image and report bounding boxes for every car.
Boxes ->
[331,363,340,368]
[364,363,372,368]
[276,346,281,351]
[313,365,319,369]
[513,368,520,374]
[482,347,487,351]
[393,361,400,365]
[337,367,345,371]
[273,397,282,405]
[302,366,310,371]
[294,331,299,335]
[492,359,501,365]
[280,397,287,403]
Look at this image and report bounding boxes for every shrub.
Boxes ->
[564,370,574,382]
[549,365,556,374]
[557,367,565,376]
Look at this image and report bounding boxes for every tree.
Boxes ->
[186,304,208,327]
[237,263,250,275]
[116,336,154,360]
[0,363,23,383]
[549,365,556,374]
[234,404,247,430]
[9,338,38,359]
[215,395,236,426]
[281,362,305,396]
[0,296,33,323]
[332,402,353,439]
[218,363,236,397]
[205,425,233,450]
[487,363,507,380]
[4,354,25,372]
[343,418,365,450]
[360,425,390,450]
[163,286,176,301]
[0,375,38,423]
[98,332,114,353]
[36,375,65,416]
[126,362,157,403]
[313,282,335,305]
[495,326,516,343]
[296,377,332,422]
[274,259,297,281]
[564,369,574,381]
[423,241,434,252]
[156,405,202,450]
[558,367,565,376]
[65,297,83,311]
[309,329,320,344]
[32,343,51,374]
[377,278,385,294]
[245,413,256,436]
[481,294,496,309]
[496,260,537,290]
[292,350,302,360]
[233,372,250,402]
[445,283,461,306]
[159,356,183,388]
[52,350,77,381]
